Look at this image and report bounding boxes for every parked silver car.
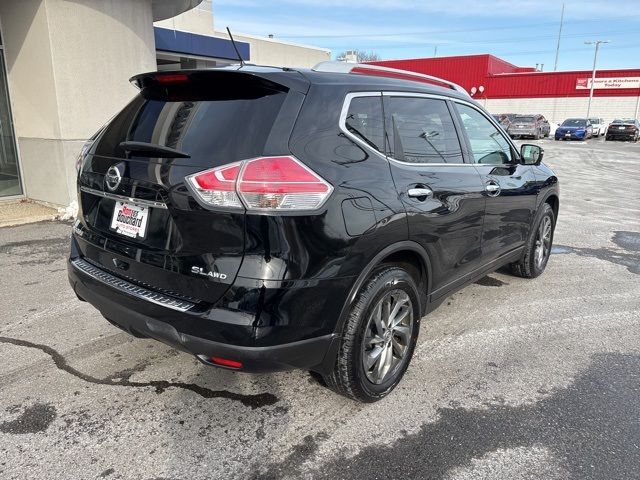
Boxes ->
[508,114,551,139]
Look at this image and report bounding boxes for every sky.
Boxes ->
[212,0,640,71]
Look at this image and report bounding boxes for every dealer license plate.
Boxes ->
[110,201,149,239]
[565,133,571,137]
[619,126,625,130]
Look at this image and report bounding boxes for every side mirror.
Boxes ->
[520,144,544,165]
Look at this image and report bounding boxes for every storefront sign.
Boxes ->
[576,77,640,89]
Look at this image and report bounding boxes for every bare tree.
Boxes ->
[336,50,381,63]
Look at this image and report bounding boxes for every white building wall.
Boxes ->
[485,96,640,125]
[220,32,331,68]
[155,3,330,67]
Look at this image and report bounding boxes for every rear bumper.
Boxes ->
[68,240,342,373]
[555,131,587,139]
[606,131,637,140]
[509,129,536,136]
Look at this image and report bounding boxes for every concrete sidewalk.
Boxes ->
[0,200,62,228]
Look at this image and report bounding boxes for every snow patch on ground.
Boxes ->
[58,200,78,220]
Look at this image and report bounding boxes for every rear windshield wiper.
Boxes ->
[119,141,191,159]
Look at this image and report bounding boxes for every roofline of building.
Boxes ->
[213,30,331,53]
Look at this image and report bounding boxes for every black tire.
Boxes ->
[323,266,421,402]
[510,203,555,279]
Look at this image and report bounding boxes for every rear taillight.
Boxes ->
[187,162,243,208]
[186,156,332,212]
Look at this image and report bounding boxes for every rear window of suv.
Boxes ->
[94,74,288,167]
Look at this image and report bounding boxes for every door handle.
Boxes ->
[485,182,501,196]
[407,187,433,198]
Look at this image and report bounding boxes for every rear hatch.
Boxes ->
[75,69,308,305]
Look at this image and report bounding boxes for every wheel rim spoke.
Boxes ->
[373,344,390,381]
[393,325,411,344]
[381,298,391,329]
[390,307,409,328]
[391,336,406,357]
[365,333,385,347]
[373,302,385,336]
[389,297,408,323]
[365,345,384,369]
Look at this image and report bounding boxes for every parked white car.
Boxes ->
[589,118,605,136]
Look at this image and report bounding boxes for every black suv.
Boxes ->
[69,63,559,402]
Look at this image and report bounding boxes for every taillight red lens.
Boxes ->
[186,156,332,211]
[186,162,243,208]
[238,156,331,210]
[193,164,240,191]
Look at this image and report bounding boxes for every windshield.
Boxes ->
[588,118,599,124]
[515,116,535,123]
[562,119,586,127]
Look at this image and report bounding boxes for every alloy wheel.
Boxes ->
[535,216,552,269]
[362,289,414,385]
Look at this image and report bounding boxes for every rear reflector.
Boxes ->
[208,356,243,369]
[186,156,332,211]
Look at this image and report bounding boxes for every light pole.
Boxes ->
[584,40,610,119]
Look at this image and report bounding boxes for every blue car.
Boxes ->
[555,118,593,140]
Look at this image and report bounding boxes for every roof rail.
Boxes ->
[311,61,470,97]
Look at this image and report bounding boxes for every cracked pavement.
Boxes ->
[1,139,639,479]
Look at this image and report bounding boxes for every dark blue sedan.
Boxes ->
[555,118,593,140]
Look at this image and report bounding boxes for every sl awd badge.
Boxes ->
[191,266,227,280]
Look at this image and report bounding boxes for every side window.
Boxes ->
[385,96,464,164]
[455,103,513,164]
[344,96,385,153]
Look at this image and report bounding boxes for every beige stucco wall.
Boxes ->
[46,0,157,140]
[155,1,213,35]
[0,0,158,206]
[0,0,60,140]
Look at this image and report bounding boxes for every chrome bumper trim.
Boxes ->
[71,258,194,312]
[80,186,168,209]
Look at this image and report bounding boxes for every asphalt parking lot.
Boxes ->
[1,137,639,480]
